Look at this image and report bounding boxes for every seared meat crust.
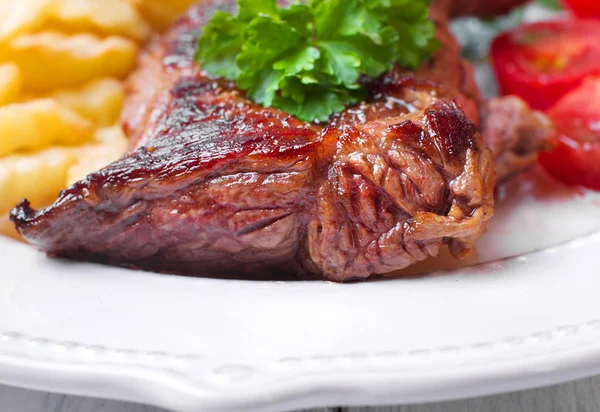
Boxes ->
[448,0,530,17]
[481,96,556,182]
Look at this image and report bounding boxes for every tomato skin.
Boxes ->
[491,20,600,110]
[538,77,600,191]
[563,0,600,19]
[539,139,600,190]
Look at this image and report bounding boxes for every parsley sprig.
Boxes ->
[196,0,438,122]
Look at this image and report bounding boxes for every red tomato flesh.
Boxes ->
[539,77,600,191]
[563,0,600,19]
[491,20,600,110]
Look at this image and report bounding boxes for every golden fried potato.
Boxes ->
[66,126,128,184]
[93,124,130,146]
[47,0,150,42]
[3,31,137,93]
[0,0,145,239]
[0,0,148,45]
[0,0,52,43]
[50,78,125,126]
[0,99,93,157]
[0,62,22,106]
[0,146,78,214]
[128,0,196,32]
[0,127,128,216]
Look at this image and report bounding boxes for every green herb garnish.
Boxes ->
[536,0,563,11]
[195,0,438,122]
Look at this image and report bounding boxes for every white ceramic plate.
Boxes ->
[3,5,600,412]
[0,168,599,412]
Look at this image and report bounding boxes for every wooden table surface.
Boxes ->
[3,376,600,412]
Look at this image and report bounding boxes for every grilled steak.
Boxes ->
[11,0,547,281]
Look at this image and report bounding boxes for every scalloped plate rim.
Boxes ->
[0,231,599,411]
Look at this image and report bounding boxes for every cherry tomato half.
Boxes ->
[563,0,600,19]
[538,77,600,191]
[491,20,600,110]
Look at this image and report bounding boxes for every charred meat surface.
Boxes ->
[449,0,530,17]
[433,0,529,18]
[12,0,542,281]
[481,96,556,182]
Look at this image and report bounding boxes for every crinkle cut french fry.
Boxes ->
[4,31,137,93]
[0,0,144,240]
[0,99,93,157]
[0,146,78,214]
[0,0,148,44]
[127,0,197,32]
[66,126,128,185]
[1,127,128,215]
[50,78,125,126]
[0,62,22,106]
[0,0,51,43]
[47,0,150,42]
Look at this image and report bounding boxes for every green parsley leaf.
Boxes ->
[273,46,321,77]
[536,0,562,10]
[280,4,314,37]
[275,85,363,122]
[195,12,244,80]
[317,41,362,85]
[311,0,382,43]
[196,0,437,122]
[238,0,279,21]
